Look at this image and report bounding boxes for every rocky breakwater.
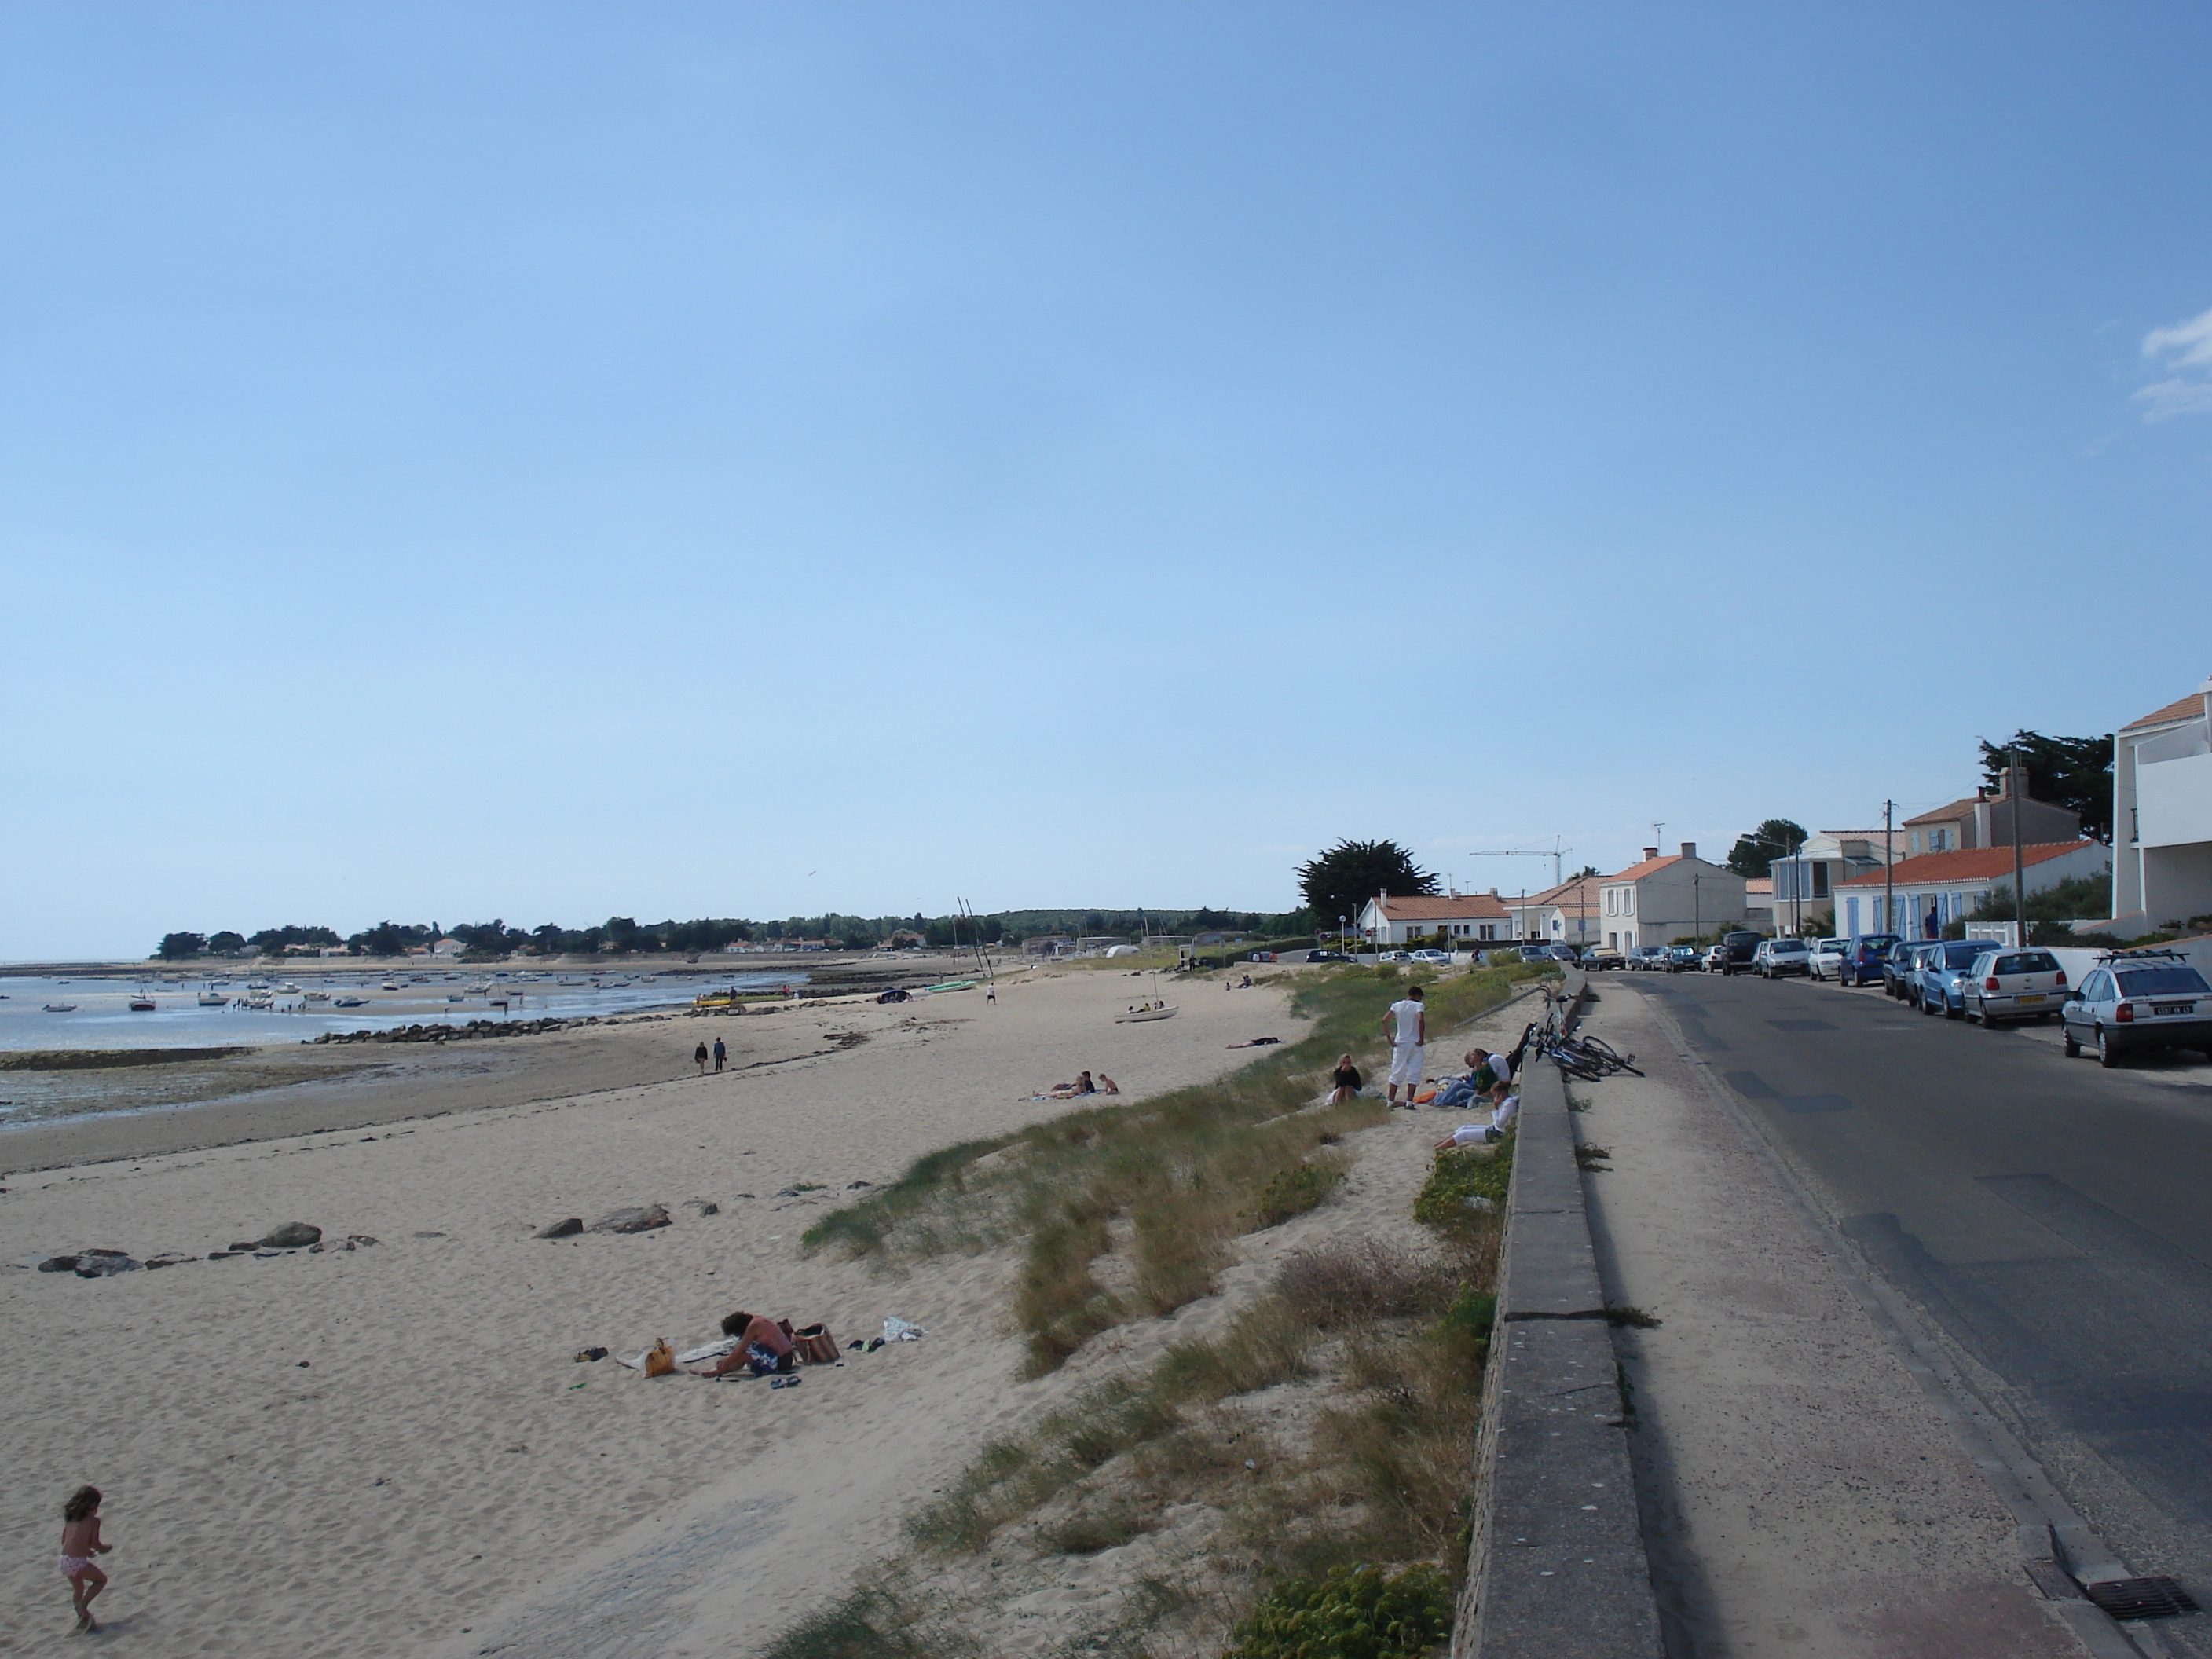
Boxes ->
[314,1016,583,1046]
[17,1221,376,1280]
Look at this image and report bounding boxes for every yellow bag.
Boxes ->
[643,1339,675,1378]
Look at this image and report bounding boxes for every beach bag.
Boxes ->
[643,1339,675,1378]
[793,1323,839,1365]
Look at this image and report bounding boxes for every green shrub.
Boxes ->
[1255,1159,1340,1228]
[1432,1286,1496,1343]
[1224,1562,1452,1659]
[1412,1138,1512,1229]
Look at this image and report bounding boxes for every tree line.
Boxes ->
[153,906,1311,961]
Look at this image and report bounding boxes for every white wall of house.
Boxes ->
[1837,841,2110,939]
[2115,687,2212,927]
[1599,849,1746,950]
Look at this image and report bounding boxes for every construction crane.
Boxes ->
[1463,838,1573,892]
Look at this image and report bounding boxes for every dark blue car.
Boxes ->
[1836,935,1900,987]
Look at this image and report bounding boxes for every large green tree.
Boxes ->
[1726,819,1808,878]
[1978,730,2112,844]
[1296,839,1437,932]
[155,932,206,960]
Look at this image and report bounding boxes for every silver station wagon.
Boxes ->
[2059,950,2212,1068]
[1962,948,2067,1026]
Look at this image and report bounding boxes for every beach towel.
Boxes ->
[883,1316,927,1342]
[676,1337,742,1367]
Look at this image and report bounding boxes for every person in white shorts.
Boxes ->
[1434,1094,1519,1150]
[1383,984,1426,1109]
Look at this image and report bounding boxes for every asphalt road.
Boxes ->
[1623,969,2212,1653]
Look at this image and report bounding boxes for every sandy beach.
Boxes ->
[0,965,1311,1656]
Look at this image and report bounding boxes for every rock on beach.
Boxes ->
[589,1205,671,1234]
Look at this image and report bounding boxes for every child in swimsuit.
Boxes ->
[59,1483,110,1632]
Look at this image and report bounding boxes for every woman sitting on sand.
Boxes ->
[701,1310,794,1376]
[1047,1071,1097,1099]
[1328,1053,1363,1104]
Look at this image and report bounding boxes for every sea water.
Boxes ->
[0,969,808,1054]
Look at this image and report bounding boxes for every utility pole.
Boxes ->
[2009,747,2028,949]
[1694,873,1701,946]
[1884,799,1895,938]
[1793,828,1806,938]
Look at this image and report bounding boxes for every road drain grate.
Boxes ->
[2082,1577,2199,1621]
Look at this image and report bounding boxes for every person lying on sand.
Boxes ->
[1046,1071,1097,1099]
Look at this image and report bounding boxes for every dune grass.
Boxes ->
[803,960,1548,1373]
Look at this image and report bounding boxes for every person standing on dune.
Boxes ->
[1382,983,1426,1109]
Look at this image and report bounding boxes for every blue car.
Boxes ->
[1836,935,1901,987]
[1913,939,1998,1018]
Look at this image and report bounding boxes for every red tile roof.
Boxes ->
[1833,842,2092,889]
[1374,894,1511,921]
[1605,854,1682,883]
[2122,691,2208,731]
[1745,877,1773,897]
[1521,876,1602,908]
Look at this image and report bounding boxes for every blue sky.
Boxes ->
[5,3,2210,957]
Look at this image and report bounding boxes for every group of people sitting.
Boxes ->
[1046,1070,1120,1098]
[1324,1042,1521,1147]
[1433,1043,1520,1148]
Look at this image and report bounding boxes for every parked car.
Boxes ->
[1716,931,1763,974]
[1541,944,1581,964]
[1624,946,1663,971]
[1963,948,2068,1027]
[2060,950,2212,1066]
[1303,949,1351,964]
[1584,947,1626,971]
[1409,948,1452,963]
[1806,938,1849,980]
[1881,940,1921,999]
[1664,945,1702,972]
[1379,950,1414,963]
[1755,938,1812,978]
[1700,944,1727,971]
[1913,939,2000,1018]
[1835,935,1901,987]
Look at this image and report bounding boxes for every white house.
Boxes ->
[1597,844,1746,951]
[1831,840,2111,939]
[1767,830,1903,935]
[1359,892,1514,947]
[2113,679,2212,934]
[1507,876,1602,948]
[1743,877,1774,933]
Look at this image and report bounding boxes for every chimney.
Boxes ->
[1679,841,1697,862]
[1643,847,1658,862]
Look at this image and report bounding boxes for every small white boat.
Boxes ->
[333,997,368,1008]
[380,982,401,991]
[197,991,227,1007]
[43,1002,78,1013]
[1114,1004,1179,1024]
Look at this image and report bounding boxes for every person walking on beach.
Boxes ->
[59,1485,110,1633]
[693,1041,709,1074]
[1383,984,1426,1109]
[712,1037,727,1072]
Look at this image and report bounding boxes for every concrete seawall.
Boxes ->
[1454,972,1664,1658]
